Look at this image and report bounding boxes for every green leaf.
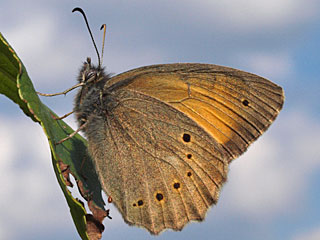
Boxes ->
[0,33,109,240]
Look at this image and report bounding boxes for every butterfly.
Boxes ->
[69,7,284,235]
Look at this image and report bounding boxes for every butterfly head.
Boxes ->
[76,57,108,102]
[74,57,111,126]
[78,57,104,84]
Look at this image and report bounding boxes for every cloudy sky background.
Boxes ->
[1,0,320,239]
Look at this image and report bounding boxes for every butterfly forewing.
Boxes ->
[106,63,284,161]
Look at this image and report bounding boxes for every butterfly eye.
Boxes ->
[87,71,96,78]
[86,71,97,83]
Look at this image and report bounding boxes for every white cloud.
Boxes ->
[0,219,8,239]
[183,0,319,31]
[0,121,15,169]
[5,15,55,62]
[0,117,76,238]
[235,51,293,80]
[105,44,168,74]
[222,110,320,218]
[293,226,320,240]
[0,114,125,239]
[3,12,86,90]
[222,134,295,217]
[3,0,315,94]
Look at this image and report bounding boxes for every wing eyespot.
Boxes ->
[242,99,250,106]
[182,133,191,142]
[173,182,181,190]
[155,192,164,202]
[133,199,144,207]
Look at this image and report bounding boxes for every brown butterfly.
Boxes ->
[71,8,284,235]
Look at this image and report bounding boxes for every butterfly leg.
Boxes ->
[37,83,84,120]
[55,121,88,145]
[36,82,84,97]
[52,110,75,120]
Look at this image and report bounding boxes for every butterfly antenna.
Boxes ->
[100,24,107,67]
[72,7,101,68]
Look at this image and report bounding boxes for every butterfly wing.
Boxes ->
[105,63,284,162]
[87,63,284,234]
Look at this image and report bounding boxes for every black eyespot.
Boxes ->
[187,171,192,177]
[242,99,249,106]
[156,193,164,201]
[133,203,137,207]
[137,200,144,206]
[173,182,181,189]
[187,154,192,159]
[183,133,191,142]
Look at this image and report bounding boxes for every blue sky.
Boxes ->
[1,0,320,239]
